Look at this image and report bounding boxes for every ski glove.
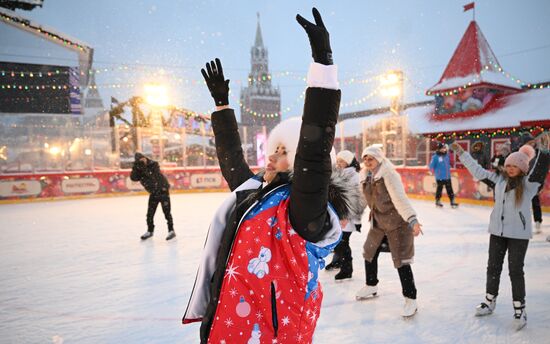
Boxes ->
[296,8,333,65]
[201,58,229,106]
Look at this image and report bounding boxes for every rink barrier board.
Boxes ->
[1,167,550,211]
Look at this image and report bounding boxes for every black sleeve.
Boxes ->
[529,150,550,184]
[130,162,142,181]
[289,87,341,243]
[211,108,254,191]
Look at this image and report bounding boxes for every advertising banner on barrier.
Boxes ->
[0,180,42,197]
[2,167,550,208]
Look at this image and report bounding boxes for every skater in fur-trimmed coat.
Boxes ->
[325,150,366,281]
[356,145,423,317]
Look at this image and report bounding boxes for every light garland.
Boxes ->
[427,63,550,97]
[428,126,547,141]
[0,12,90,52]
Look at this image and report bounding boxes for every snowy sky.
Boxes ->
[10,0,550,120]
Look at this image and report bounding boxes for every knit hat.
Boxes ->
[520,132,535,145]
[361,145,385,162]
[336,150,355,165]
[504,144,535,173]
[436,142,447,150]
[266,117,335,168]
[472,141,484,150]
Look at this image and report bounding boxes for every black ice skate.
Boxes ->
[140,231,153,240]
[450,199,459,209]
[435,200,444,208]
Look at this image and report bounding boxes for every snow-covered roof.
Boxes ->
[336,88,550,137]
[427,21,522,94]
[0,7,93,87]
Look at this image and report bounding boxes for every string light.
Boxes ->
[427,126,547,141]
[0,12,90,52]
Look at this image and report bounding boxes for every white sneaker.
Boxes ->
[513,301,527,331]
[356,285,378,300]
[475,294,496,316]
[534,222,542,234]
[402,297,417,317]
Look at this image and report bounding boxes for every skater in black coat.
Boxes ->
[520,132,550,234]
[130,152,175,240]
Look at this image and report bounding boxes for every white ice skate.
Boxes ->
[513,301,527,331]
[475,294,496,316]
[355,285,378,300]
[166,230,176,241]
[546,235,550,242]
[140,231,153,240]
[534,222,542,234]
[401,297,417,318]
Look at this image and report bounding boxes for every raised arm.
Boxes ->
[290,8,341,243]
[201,58,253,191]
[451,142,499,183]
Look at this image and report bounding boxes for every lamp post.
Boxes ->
[381,70,406,165]
[144,83,169,163]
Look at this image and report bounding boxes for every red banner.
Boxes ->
[2,167,550,209]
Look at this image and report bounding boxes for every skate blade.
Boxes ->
[356,293,377,301]
[475,310,493,317]
[514,320,527,331]
[402,308,417,319]
[334,277,353,283]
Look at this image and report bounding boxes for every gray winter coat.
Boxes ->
[459,152,542,240]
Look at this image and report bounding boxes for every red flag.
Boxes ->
[463,2,475,11]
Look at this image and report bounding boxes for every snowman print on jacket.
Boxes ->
[247,246,272,279]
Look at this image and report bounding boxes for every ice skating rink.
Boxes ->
[1,193,549,343]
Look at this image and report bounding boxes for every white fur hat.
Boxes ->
[361,145,385,162]
[336,150,355,165]
[266,117,335,167]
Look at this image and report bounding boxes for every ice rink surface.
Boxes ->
[1,193,549,343]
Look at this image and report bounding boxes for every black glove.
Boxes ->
[296,8,333,65]
[355,224,362,232]
[201,58,229,106]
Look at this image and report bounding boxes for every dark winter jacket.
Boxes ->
[471,142,490,169]
[183,86,350,344]
[528,148,550,191]
[130,153,170,195]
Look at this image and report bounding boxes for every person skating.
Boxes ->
[452,141,548,331]
[182,9,362,343]
[356,145,423,318]
[130,153,175,241]
[519,132,550,234]
[471,141,490,169]
[429,142,459,208]
[325,150,366,281]
[490,141,511,173]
